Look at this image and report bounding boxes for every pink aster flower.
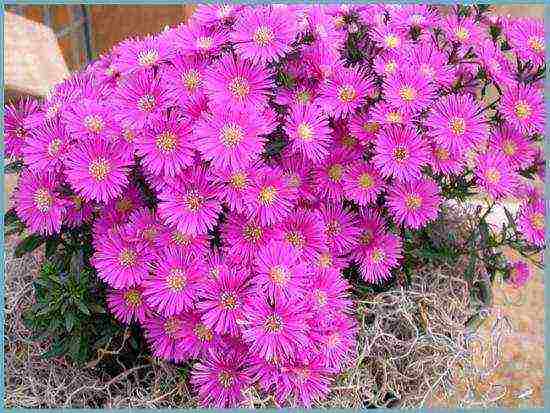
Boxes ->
[390,5,440,32]
[276,356,332,407]
[162,54,208,106]
[349,209,402,283]
[283,103,332,163]
[305,267,351,313]
[62,99,118,140]
[143,250,203,317]
[191,344,251,408]
[313,249,347,274]
[156,225,210,258]
[5,97,40,158]
[113,69,178,129]
[348,110,381,143]
[213,166,256,213]
[517,197,545,247]
[313,148,355,202]
[195,106,265,170]
[310,313,357,372]
[475,152,519,199]
[197,266,253,336]
[144,313,188,362]
[506,17,545,67]
[65,137,133,203]
[92,227,154,289]
[158,168,222,235]
[204,54,273,110]
[343,162,385,206]
[426,94,487,153]
[174,21,229,56]
[115,34,174,75]
[489,125,536,171]
[500,82,544,135]
[406,43,455,87]
[374,53,400,77]
[443,14,487,56]
[370,101,412,126]
[477,40,514,86]
[507,261,532,288]
[192,4,243,28]
[387,178,442,229]
[136,109,195,177]
[318,202,359,255]
[22,117,69,172]
[279,153,318,206]
[63,195,95,228]
[178,310,222,359]
[384,68,437,115]
[106,286,150,324]
[318,66,373,118]
[244,166,296,226]
[254,241,309,302]
[15,170,67,235]
[221,212,277,267]
[125,207,162,247]
[241,297,311,362]
[103,184,145,223]
[428,143,465,176]
[373,125,429,183]
[278,210,326,261]
[232,5,297,64]
[370,24,411,55]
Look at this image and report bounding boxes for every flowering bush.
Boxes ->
[5,4,545,408]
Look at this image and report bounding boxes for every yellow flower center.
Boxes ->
[450,117,466,135]
[264,314,283,333]
[258,186,277,205]
[155,131,178,153]
[137,49,159,67]
[387,111,402,123]
[455,27,470,41]
[243,224,263,243]
[328,164,344,182]
[384,34,399,49]
[47,138,62,157]
[89,157,111,181]
[194,323,213,342]
[406,194,422,210]
[285,231,305,248]
[528,36,544,53]
[164,317,181,338]
[286,173,301,188]
[118,248,137,267]
[269,265,290,286]
[295,368,311,383]
[84,115,104,133]
[342,134,358,148]
[182,69,202,92]
[393,147,409,162]
[338,85,357,103]
[360,230,373,246]
[296,90,311,104]
[399,86,417,102]
[220,292,238,310]
[166,268,187,293]
[230,172,247,190]
[514,101,531,119]
[503,140,516,156]
[46,103,61,119]
[218,371,234,389]
[358,172,374,189]
[220,123,245,148]
[172,231,191,246]
[297,122,314,141]
[363,121,380,134]
[371,247,386,263]
[485,168,501,184]
[313,289,328,307]
[196,36,214,50]
[435,147,450,160]
[123,128,136,143]
[228,76,250,99]
[116,197,133,214]
[34,188,53,213]
[318,252,333,268]
[530,212,544,230]
[325,220,341,236]
[385,61,397,74]
[137,94,156,112]
[124,289,142,307]
[253,25,274,46]
[185,191,204,212]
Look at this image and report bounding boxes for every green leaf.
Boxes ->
[77,301,90,315]
[42,338,69,359]
[4,208,19,226]
[45,236,62,258]
[65,312,75,332]
[5,160,24,174]
[14,234,45,258]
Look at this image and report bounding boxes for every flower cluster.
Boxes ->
[5,4,545,407]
